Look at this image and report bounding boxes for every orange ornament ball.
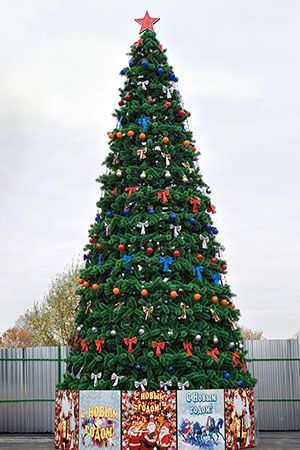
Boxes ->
[183,140,190,147]
[230,303,236,309]
[220,299,228,306]
[211,296,219,303]
[108,132,115,140]
[127,130,135,137]
[83,281,90,288]
[194,293,201,301]
[139,133,146,141]
[170,290,178,299]
[92,283,99,291]
[112,287,120,295]
[141,289,148,297]
[191,145,197,152]
[116,131,123,139]
[162,136,169,144]
[78,278,84,285]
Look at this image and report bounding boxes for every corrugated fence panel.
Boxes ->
[0,340,300,432]
[244,339,300,431]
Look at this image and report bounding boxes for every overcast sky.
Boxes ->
[0,0,299,339]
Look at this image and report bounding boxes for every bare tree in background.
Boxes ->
[240,326,264,340]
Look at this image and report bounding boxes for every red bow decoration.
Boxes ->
[80,339,89,352]
[241,359,247,372]
[123,336,137,353]
[207,203,216,214]
[125,186,138,197]
[232,352,241,367]
[133,38,143,49]
[190,197,201,213]
[157,189,170,204]
[73,335,79,349]
[152,341,166,356]
[111,187,118,195]
[95,338,106,353]
[183,342,193,357]
[206,347,220,362]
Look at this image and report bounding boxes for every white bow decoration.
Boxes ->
[178,381,190,390]
[104,222,111,237]
[72,366,83,379]
[138,80,149,90]
[134,379,148,391]
[199,234,209,249]
[137,221,149,235]
[216,245,225,258]
[170,224,182,238]
[162,86,174,98]
[159,380,173,391]
[91,372,102,387]
[111,372,125,387]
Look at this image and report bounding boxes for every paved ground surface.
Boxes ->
[0,432,299,449]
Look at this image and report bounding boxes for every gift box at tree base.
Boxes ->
[55,10,257,450]
[54,388,256,449]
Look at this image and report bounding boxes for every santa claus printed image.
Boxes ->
[157,421,171,450]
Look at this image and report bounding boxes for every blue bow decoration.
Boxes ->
[160,256,173,272]
[138,116,151,130]
[123,254,136,270]
[117,116,124,130]
[193,266,204,281]
[97,254,102,265]
[83,254,90,267]
[212,273,221,286]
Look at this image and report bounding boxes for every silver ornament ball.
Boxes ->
[213,336,219,344]
[91,327,97,333]
[229,342,235,349]
[165,170,171,179]
[182,176,189,183]
[76,326,82,332]
[138,328,145,336]
[195,334,201,342]
[110,329,117,337]
[116,169,122,177]
[167,330,174,337]
[140,171,146,180]
[239,343,244,349]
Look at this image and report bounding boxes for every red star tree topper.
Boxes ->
[135,11,160,33]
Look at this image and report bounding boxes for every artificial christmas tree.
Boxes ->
[55,12,256,450]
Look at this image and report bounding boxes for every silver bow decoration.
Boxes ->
[134,379,148,391]
[137,221,149,235]
[91,372,102,387]
[104,222,110,237]
[178,381,190,390]
[72,366,83,379]
[111,372,125,387]
[137,80,149,90]
[199,234,209,249]
[216,245,225,258]
[159,380,173,391]
[162,86,174,98]
[170,224,182,238]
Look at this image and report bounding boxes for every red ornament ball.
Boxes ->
[186,111,191,117]
[118,244,125,252]
[173,249,180,257]
[196,253,203,261]
[211,257,217,264]
[96,244,103,251]
[146,247,154,255]
[221,264,227,271]
[178,109,185,117]
[148,97,155,105]
[118,100,124,106]
[89,237,96,244]
[125,94,131,101]
[165,101,172,108]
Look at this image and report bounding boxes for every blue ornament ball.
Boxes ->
[173,76,179,82]
[169,213,177,221]
[95,214,101,222]
[189,217,196,225]
[123,208,129,216]
[167,366,174,374]
[106,211,113,218]
[120,69,126,75]
[148,208,156,215]
[169,72,175,80]
[205,223,212,230]
[129,60,136,68]
[157,67,164,75]
[238,380,244,387]
[134,363,141,371]
[213,228,219,235]
[224,372,231,380]
[141,60,149,67]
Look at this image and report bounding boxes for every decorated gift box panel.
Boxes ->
[79,390,121,449]
[225,389,256,449]
[55,389,79,450]
[122,390,177,449]
[177,389,225,450]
